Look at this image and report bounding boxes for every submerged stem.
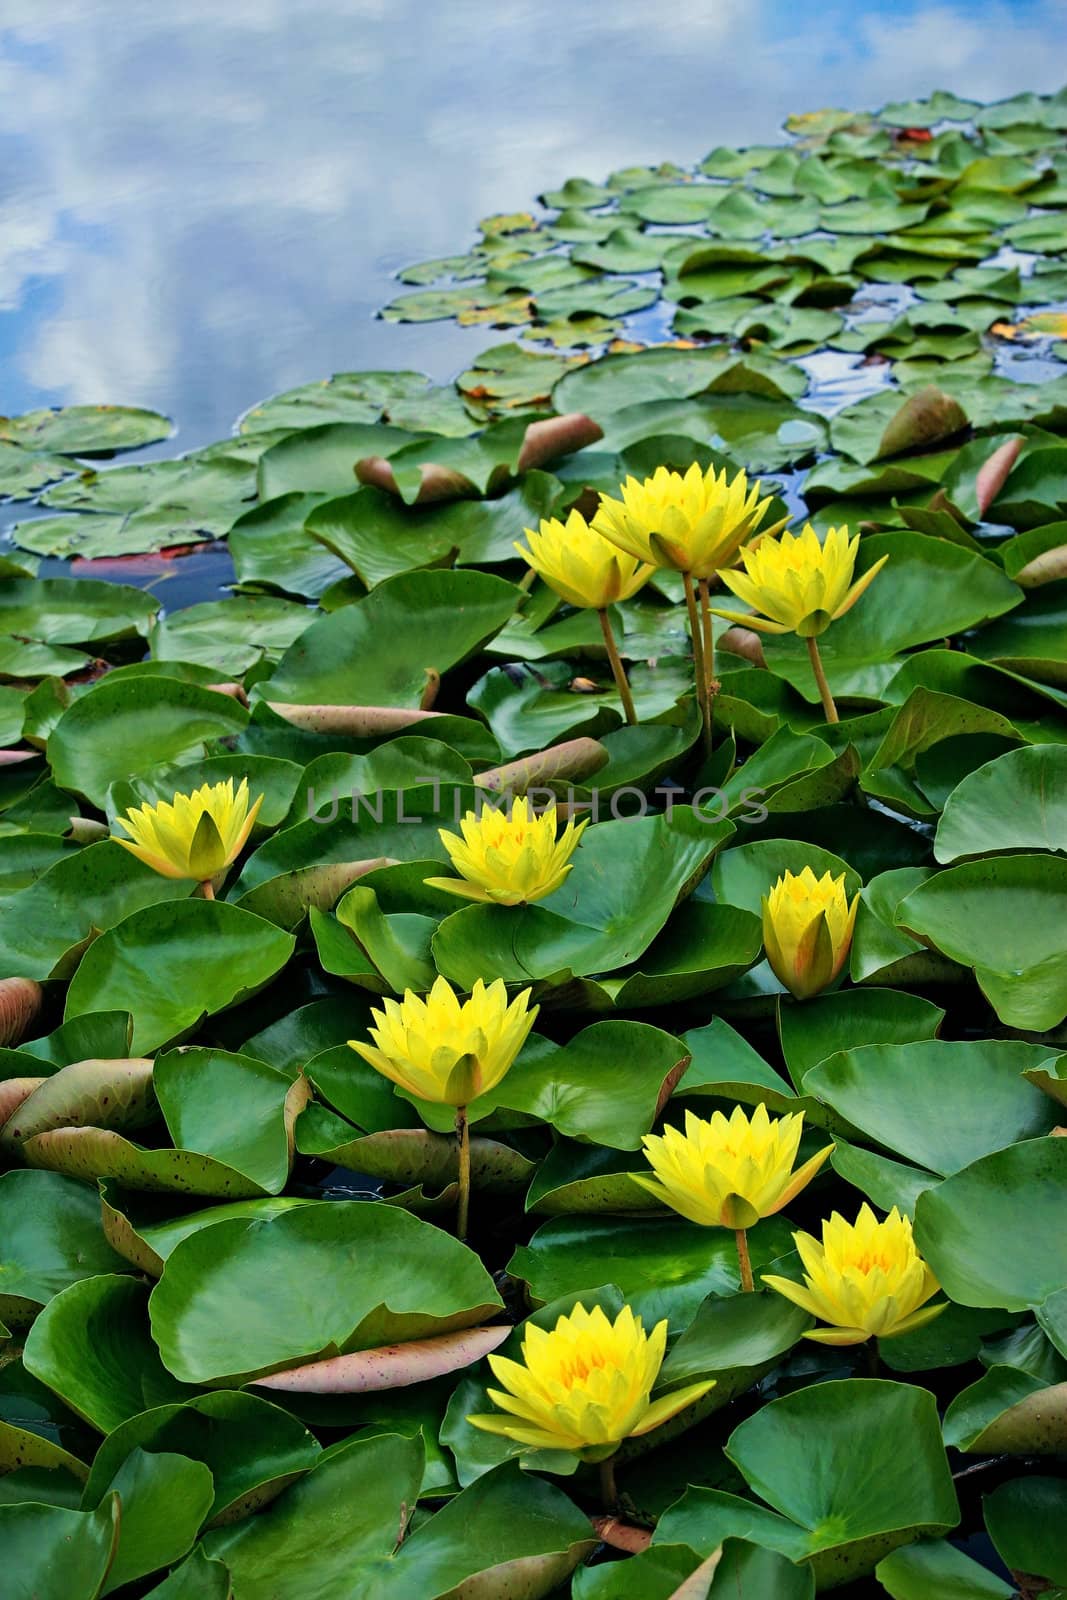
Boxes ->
[683,573,710,755]
[736,1228,755,1293]
[598,608,638,726]
[455,1105,471,1241]
[806,635,839,724]
[599,1454,619,1511]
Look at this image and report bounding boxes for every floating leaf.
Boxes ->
[149,1200,502,1384]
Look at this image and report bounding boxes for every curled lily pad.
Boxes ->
[944,1365,1067,1455]
[87,1446,214,1596]
[0,1058,154,1156]
[295,1105,533,1196]
[25,1047,307,1198]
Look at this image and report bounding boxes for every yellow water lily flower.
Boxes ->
[762,1204,946,1345]
[113,778,263,881]
[467,1302,715,1460]
[348,976,537,1107]
[713,523,888,637]
[633,1105,834,1231]
[762,867,859,1000]
[425,797,587,906]
[592,463,782,579]
[514,509,654,610]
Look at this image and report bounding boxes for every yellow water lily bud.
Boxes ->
[425,797,587,906]
[714,523,888,637]
[762,1204,946,1345]
[762,867,859,1001]
[348,976,537,1107]
[467,1302,715,1460]
[592,463,782,579]
[633,1105,834,1230]
[113,779,263,881]
[514,508,654,610]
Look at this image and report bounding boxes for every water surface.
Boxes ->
[2,0,1066,448]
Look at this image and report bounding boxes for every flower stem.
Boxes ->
[599,1454,619,1511]
[598,609,638,726]
[683,573,710,756]
[455,1105,471,1241]
[199,879,215,900]
[698,577,716,749]
[806,635,839,724]
[736,1229,754,1293]
[866,1341,880,1378]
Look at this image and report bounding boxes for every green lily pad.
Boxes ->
[897,855,1067,1030]
[206,1433,592,1600]
[508,1214,795,1332]
[0,843,194,982]
[228,492,349,599]
[876,1538,1014,1599]
[26,1046,306,1198]
[1,1056,155,1153]
[432,808,730,987]
[0,1496,119,1600]
[0,1170,131,1329]
[985,1476,1067,1589]
[806,1040,1057,1175]
[678,1016,800,1114]
[914,1138,1067,1312]
[492,1020,689,1149]
[48,677,249,809]
[0,405,171,456]
[656,1380,958,1587]
[64,901,295,1053]
[88,1446,214,1596]
[934,744,1067,862]
[261,568,520,708]
[777,989,944,1089]
[944,1365,1067,1456]
[23,1276,195,1433]
[149,1200,502,1383]
[255,422,416,499]
[82,1390,320,1525]
[524,1143,657,1215]
[150,596,312,677]
[142,1548,243,1597]
[0,579,158,646]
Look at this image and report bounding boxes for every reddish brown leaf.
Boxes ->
[0,978,43,1047]
[976,436,1024,518]
[253,1323,509,1393]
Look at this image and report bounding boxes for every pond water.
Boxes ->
[3,0,1067,452]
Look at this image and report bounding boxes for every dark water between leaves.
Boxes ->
[3,0,1067,452]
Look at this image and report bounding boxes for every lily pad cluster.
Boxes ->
[2,88,1067,1598]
